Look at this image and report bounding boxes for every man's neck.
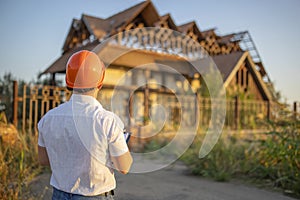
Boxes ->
[73,89,99,98]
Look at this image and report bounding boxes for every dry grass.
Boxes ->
[0,130,42,199]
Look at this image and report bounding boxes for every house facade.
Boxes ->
[40,1,276,130]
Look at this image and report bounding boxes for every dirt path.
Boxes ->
[25,162,297,200]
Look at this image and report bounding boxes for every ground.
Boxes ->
[24,162,297,200]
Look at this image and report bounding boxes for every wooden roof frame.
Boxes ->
[223,51,272,101]
[155,13,178,31]
[178,21,204,41]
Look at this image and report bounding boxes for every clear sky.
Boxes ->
[0,0,299,104]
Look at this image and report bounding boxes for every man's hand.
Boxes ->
[38,145,50,166]
[111,151,133,174]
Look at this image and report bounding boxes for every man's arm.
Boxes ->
[38,145,50,166]
[111,151,133,174]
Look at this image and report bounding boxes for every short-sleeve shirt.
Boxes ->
[38,94,128,196]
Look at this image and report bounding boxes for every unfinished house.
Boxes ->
[39,1,277,131]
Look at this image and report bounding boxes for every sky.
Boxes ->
[0,0,299,104]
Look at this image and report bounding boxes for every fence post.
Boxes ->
[294,101,297,120]
[12,80,18,127]
[128,92,133,127]
[195,92,200,126]
[144,85,149,124]
[234,96,239,130]
[144,69,150,125]
[267,101,271,120]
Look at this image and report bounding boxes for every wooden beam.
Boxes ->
[12,80,18,127]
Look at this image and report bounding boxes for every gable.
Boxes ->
[106,1,150,30]
[219,51,272,101]
[212,51,245,82]
[155,14,178,30]
[227,62,264,100]
[62,19,92,53]
[138,1,160,26]
[82,14,108,39]
[178,21,204,42]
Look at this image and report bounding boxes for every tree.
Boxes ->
[0,73,15,122]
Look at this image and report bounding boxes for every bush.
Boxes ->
[181,120,300,197]
[253,120,300,196]
[181,134,251,182]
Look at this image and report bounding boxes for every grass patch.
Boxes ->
[180,120,300,198]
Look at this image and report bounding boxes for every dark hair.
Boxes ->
[67,87,96,93]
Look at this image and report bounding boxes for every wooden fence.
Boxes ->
[11,81,287,134]
[12,81,71,133]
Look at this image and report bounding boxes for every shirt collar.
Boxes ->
[70,94,103,109]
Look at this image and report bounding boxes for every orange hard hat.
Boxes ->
[66,50,105,89]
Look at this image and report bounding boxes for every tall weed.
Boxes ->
[181,120,300,197]
[0,131,41,199]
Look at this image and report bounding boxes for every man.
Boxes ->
[38,50,133,199]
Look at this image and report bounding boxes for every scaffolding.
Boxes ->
[231,31,276,99]
[231,31,262,63]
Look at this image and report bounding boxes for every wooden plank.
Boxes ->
[12,81,18,127]
[22,84,27,133]
[34,97,38,135]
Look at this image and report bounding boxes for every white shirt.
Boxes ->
[38,94,128,196]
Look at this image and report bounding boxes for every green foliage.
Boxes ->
[0,72,28,125]
[35,73,63,86]
[143,138,168,153]
[0,72,15,121]
[181,120,300,197]
[181,135,249,182]
[253,120,300,195]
